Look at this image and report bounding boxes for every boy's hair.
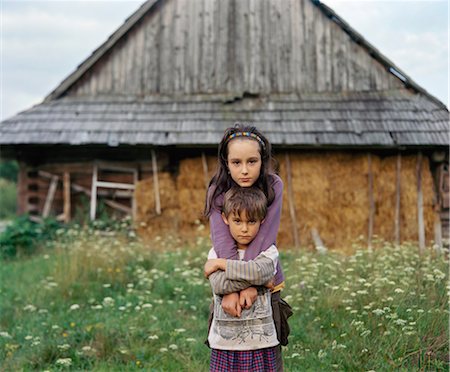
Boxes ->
[222,187,267,222]
[204,122,276,217]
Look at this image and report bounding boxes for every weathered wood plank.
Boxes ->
[159,0,175,93]
[417,152,425,253]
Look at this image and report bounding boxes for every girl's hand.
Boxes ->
[239,287,258,310]
[204,259,226,278]
[221,293,242,317]
[265,277,275,291]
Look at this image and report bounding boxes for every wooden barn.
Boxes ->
[0,0,448,250]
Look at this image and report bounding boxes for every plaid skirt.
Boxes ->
[210,347,277,372]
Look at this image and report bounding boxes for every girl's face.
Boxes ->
[226,139,262,187]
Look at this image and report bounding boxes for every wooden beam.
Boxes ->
[311,228,327,254]
[63,171,71,223]
[151,149,161,215]
[90,163,98,220]
[434,212,443,253]
[285,153,300,248]
[104,199,132,214]
[417,152,425,253]
[132,169,138,220]
[71,183,133,198]
[42,175,58,218]
[96,181,135,190]
[394,152,401,245]
[368,153,374,251]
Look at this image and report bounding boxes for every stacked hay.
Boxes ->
[134,172,179,239]
[277,151,436,250]
[135,151,436,251]
[135,155,217,242]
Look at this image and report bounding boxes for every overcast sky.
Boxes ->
[1,0,448,121]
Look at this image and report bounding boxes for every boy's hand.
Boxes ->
[265,277,275,291]
[239,287,258,310]
[221,292,242,317]
[204,259,226,278]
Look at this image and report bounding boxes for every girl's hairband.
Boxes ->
[227,132,265,148]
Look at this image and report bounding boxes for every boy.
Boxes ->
[204,187,283,371]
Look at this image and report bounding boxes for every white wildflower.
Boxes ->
[159,347,168,353]
[148,335,159,340]
[0,331,12,339]
[55,358,72,367]
[169,344,178,350]
[102,297,114,307]
[372,308,384,316]
[69,304,80,311]
[57,344,71,351]
[174,328,186,333]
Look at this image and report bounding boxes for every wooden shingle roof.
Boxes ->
[1,91,447,147]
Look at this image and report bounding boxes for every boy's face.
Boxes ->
[222,209,262,247]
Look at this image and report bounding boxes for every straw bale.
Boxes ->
[177,188,207,224]
[134,173,178,221]
[177,156,217,189]
[397,154,435,243]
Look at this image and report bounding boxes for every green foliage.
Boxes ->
[0,160,18,182]
[0,178,17,219]
[0,216,60,259]
[0,232,448,371]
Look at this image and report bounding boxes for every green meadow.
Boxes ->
[0,224,448,371]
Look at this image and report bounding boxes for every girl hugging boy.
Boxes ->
[205,187,280,371]
[204,123,292,372]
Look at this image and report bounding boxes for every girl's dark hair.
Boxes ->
[204,122,276,217]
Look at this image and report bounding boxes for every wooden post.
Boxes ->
[394,152,401,245]
[151,149,161,215]
[90,163,98,220]
[201,151,209,190]
[42,175,58,218]
[63,171,71,223]
[132,169,138,220]
[368,153,374,251]
[434,212,443,253]
[311,228,327,254]
[417,152,425,253]
[285,153,300,248]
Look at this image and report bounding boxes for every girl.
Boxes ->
[205,123,291,371]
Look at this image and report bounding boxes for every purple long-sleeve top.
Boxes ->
[209,174,285,286]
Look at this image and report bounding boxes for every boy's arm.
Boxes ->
[205,246,278,287]
[208,271,253,295]
[225,246,278,285]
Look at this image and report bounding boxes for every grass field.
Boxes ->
[0,226,448,371]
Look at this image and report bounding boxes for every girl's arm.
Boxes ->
[208,190,239,260]
[246,175,283,255]
[209,209,239,260]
